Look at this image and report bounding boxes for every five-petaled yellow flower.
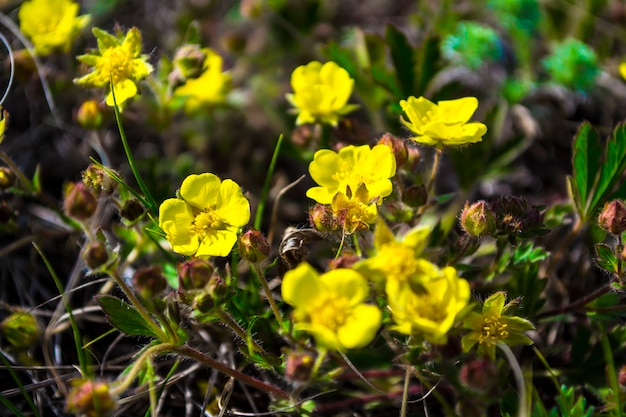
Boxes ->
[158,173,250,257]
[286,61,359,126]
[400,96,487,147]
[174,48,232,113]
[282,262,382,351]
[307,144,396,205]
[74,27,153,107]
[19,0,90,55]
[462,292,534,361]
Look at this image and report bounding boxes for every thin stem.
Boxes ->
[425,146,443,196]
[535,283,611,320]
[498,343,528,417]
[351,233,362,257]
[251,263,283,329]
[599,323,623,417]
[400,364,412,417]
[255,134,284,231]
[217,309,269,357]
[110,344,168,396]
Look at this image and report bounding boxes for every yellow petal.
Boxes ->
[438,97,479,124]
[320,269,369,307]
[281,263,324,308]
[106,79,137,106]
[216,179,250,228]
[196,229,238,257]
[337,304,381,349]
[180,173,220,210]
[158,198,198,256]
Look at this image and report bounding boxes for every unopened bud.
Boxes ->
[120,199,145,223]
[193,292,215,313]
[1,311,40,348]
[599,200,626,235]
[285,351,315,382]
[238,229,271,263]
[66,379,117,417]
[83,241,109,270]
[64,182,97,220]
[461,201,496,236]
[76,100,104,130]
[377,133,408,167]
[170,45,207,86]
[133,266,167,300]
[82,165,117,196]
[178,258,214,290]
[309,204,339,232]
[0,166,16,190]
[404,146,421,171]
[402,184,428,208]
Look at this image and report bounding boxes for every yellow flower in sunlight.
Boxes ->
[19,0,89,55]
[74,27,153,107]
[174,48,232,113]
[282,262,382,351]
[286,61,359,126]
[307,144,396,205]
[619,63,626,82]
[387,265,470,344]
[331,184,378,234]
[158,173,250,257]
[462,292,534,361]
[399,96,487,147]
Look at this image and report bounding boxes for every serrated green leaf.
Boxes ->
[570,122,601,218]
[589,124,626,216]
[385,24,415,97]
[594,243,619,273]
[97,295,160,338]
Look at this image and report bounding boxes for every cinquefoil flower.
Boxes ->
[19,0,89,55]
[462,292,534,361]
[282,262,382,351]
[74,27,153,107]
[387,265,470,344]
[307,144,396,205]
[400,96,487,147]
[174,48,231,113]
[286,61,359,126]
[158,173,250,257]
[331,184,378,234]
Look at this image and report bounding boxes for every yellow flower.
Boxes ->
[74,27,153,107]
[399,96,487,147]
[286,61,359,126]
[387,265,470,344]
[281,262,382,351]
[462,292,534,361]
[158,173,250,257]
[331,184,378,234]
[19,0,89,55]
[307,144,396,205]
[620,63,626,82]
[174,48,232,113]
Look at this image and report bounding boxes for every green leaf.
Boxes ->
[385,24,415,97]
[512,242,550,265]
[414,34,440,96]
[589,124,626,216]
[570,122,601,218]
[97,295,160,338]
[594,243,619,274]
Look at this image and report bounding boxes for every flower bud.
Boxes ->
[193,292,215,313]
[240,0,265,19]
[169,45,207,86]
[461,201,496,236]
[178,258,214,290]
[459,359,497,395]
[598,200,626,235]
[285,351,315,382]
[291,124,315,149]
[133,266,167,300]
[238,229,271,263]
[82,165,118,196]
[83,241,109,270]
[402,184,428,208]
[64,182,97,220]
[0,166,16,190]
[404,145,421,171]
[377,133,408,167]
[120,199,145,223]
[619,365,626,387]
[76,100,104,130]
[328,253,360,269]
[309,204,339,232]
[66,379,117,417]
[1,311,40,348]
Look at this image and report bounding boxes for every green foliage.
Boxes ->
[542,39,600,93]
[441,21,502,70]
[96,295,161,338]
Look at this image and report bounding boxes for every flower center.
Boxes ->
[97,46,133,85]
[37,12,63,35]
[311,296,349,331]
[382,245,420,281]
[191,210,225,239]
[480,317,509,343]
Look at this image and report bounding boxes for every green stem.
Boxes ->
[255,134,284,230]
[218,308,269,357]
[251,263,284,329]
[111,343,168,396]
[425,146,443,196]
[351,233,362,257]
[599,323,623,417]
[498,343,529,417]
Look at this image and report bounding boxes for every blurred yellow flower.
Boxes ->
[282,262,381,351]
[158,173,250,257]
[307,144,396,205]
[19,0,89,55]
[619,63,626,82]
[387,265,470,344]
[174,48,232,113]
[331,183,378,234]
[286,61,358,126]
[74,27,153,107]
[462,292,534,361]
[400,96,487,147]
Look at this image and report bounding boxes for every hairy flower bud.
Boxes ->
[82,165,118,196]
[169,44,207,86]
[598,200,626,235]
[309,204,339,232]
[402,184,428,208]
[0,166,16,190]
[178,258,214,290]
[133,266,167,300]
[238,229,271,263]
[377,133,408,167]
[461,201,496,236]
[285,351,315,382]
[120,199,145,222]
[64,182,97,220]
[76,100,104,130]
[83,241,109,270]
[66,379,117,417]
[1,311,40,348]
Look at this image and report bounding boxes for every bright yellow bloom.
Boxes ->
[387,265,470,344]
[174,48,231,113]
[399,96,487,147]
[620,63,626,82]
[74,27,153,107]
[462,292,534,361]
[331,184,378,234]
[282,262,382,351]
[19,0,89,55]
[286,61,359,126]
[307,144,396,205]
[158,173,250,257]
